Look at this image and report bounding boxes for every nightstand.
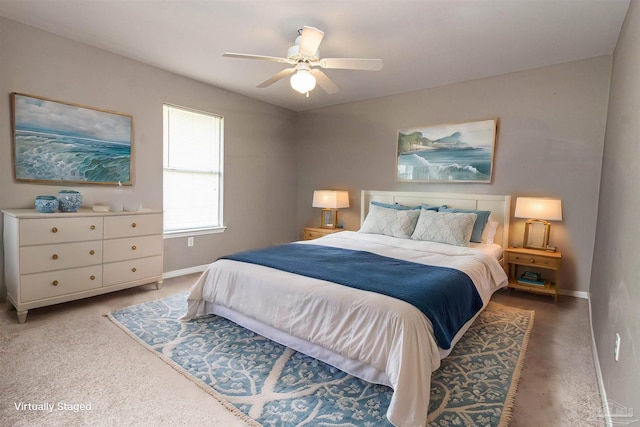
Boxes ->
[303,227,345,240]
[504,247,562,303]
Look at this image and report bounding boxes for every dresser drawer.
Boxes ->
[507,252,561,269]
[104,214,162,239]
[20,241,102,274]
[20,266,103,302]
[103,235,163,263]
[20,217,103,246]
[103,255,163,286]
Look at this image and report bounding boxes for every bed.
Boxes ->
[182,190,511,427]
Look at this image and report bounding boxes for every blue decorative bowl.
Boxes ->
[35,196,59,213]
[57,190,83,212]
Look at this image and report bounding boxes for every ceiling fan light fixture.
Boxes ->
[290,69,316,94]
[223,25,382,97]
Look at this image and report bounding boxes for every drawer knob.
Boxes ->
[52,280,59,286]
[90,275,96,280]
[52,254,59,260]
[530,258,535,263]
[131,267,137,273]
[90,250,95,255]
[91,225,96,230]
[131,245,137,251]
[51,227,58,233]
[131,222,137,228]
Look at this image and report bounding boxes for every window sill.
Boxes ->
[163,226,227,239]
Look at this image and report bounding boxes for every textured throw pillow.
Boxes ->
[440,208,491,243]
[359,203,420,238]
[411,209,477,247]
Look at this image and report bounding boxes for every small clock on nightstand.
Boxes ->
[504,247,562,303]
[303,227,345,240]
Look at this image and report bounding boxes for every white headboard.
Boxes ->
[361,190,511,254]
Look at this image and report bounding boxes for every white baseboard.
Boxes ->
[163,264,208,280]
[558,288,589,299]
[588,293,612,427]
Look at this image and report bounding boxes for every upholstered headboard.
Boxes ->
[361,190,511,254]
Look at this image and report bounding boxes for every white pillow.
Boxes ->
[359,203,420,239]
[411,209,477,247]
[485,221,499,244]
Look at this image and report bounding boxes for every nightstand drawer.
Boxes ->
[304,230,325,240]
[507,252,561,269]
[303,227,345,241]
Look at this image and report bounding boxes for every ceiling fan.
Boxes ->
[222,26,384,96]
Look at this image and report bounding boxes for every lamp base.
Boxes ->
[320,208,338,229]
[523,219,551,250]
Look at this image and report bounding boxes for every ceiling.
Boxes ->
[0,0,630,112]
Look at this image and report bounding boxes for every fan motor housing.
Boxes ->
[287,44,319,62]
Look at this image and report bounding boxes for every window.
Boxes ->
[163,104,224,235]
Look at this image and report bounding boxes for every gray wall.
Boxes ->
[295,56,612,295]
[591,0,640,416]
[0,17,298,297]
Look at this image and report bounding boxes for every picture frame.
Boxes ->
[396,118,497,183]
[11,92,134,185]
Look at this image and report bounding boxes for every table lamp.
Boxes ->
[514,197,563,250]
[312,190,349,229]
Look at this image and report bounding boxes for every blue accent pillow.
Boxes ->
[440,208,491,243]
[370,201,420,210]
[421,203,443,211]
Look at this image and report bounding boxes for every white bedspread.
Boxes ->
[183,231,508,427]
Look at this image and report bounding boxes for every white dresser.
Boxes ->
[2,208,163,323]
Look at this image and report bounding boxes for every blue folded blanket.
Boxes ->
[221,243,483,349]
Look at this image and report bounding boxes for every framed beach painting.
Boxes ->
[396,118,497,183]
[11,93,133,185]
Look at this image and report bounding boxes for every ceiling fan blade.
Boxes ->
[257,67,297,88]
[315,58,384,71]
[298,26,324,57]
[311,69,339,94]
[222,52,294,65]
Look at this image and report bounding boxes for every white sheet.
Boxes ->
[182,231,508,427]
[470,241,503,260]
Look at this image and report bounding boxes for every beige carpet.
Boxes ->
[0,277,247,427]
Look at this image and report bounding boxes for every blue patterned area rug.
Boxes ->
[108,292,533,427]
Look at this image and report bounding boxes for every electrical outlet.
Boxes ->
[187,237,194,247]
[615,333,621,362]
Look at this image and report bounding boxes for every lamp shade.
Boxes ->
[312,190,349,209]
[514,197,563,221]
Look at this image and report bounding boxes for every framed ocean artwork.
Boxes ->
[396,118,497,183]
[11,93,133,185]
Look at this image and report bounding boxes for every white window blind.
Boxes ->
[163,104,224,234]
